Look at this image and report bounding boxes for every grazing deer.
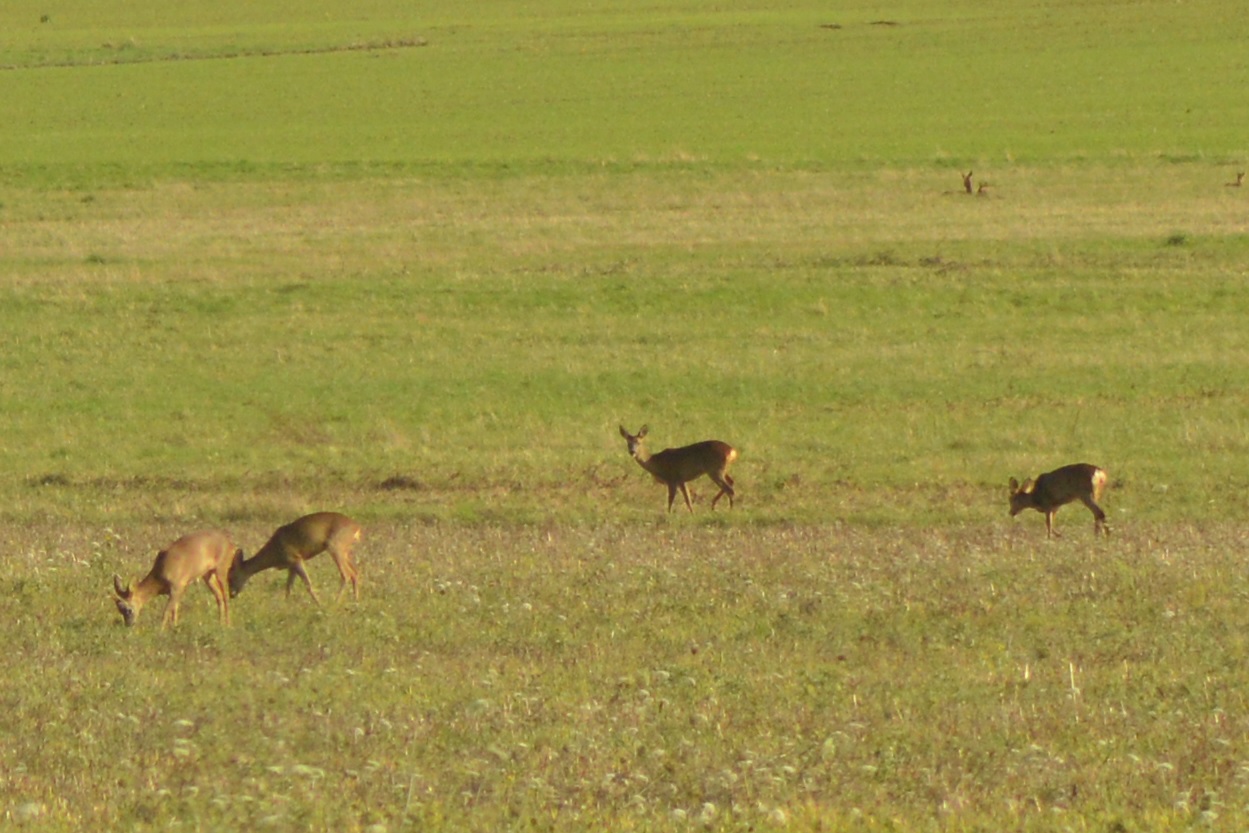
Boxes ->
[962,171,974,194]
[1008,463,1109,539]
[1226,172,1244,187]
[619,425,738,513]
[113,530,241,628]
[229,512,362,604]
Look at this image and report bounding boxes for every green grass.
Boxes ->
[4,0,1249,829]
[2,0,1248,180]
[9,522,1249,830]
[3,169,1249,526]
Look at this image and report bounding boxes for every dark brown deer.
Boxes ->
[619,425,738,513]
[1009,463,1109,538]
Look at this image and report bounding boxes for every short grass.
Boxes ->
[3,167,1248,527]
[8,521,1249,830]
[4,0,1249,830]
[2,0,1248,178]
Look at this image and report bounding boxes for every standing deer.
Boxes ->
[229,512,362,604]
[112,529,241,628]
[1008,463,1109,538]
[619,425,738,513]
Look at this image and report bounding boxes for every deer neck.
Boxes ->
[240,536,299,576]
[129,571,169,607]
[229,550,271,596]
[636,449,676,484]
[631,445,656,470]
[238,550,272,578]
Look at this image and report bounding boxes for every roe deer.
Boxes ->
[113,529,241,628]
[619,425,738,513]
[229,512,362,604]
[1009,463,1109,539]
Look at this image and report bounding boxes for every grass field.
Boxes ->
[3,0,1249,830]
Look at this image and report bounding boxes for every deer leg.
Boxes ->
[329,549,359,600]
[666,484,678,512]
[162,588,184,629]
[219,571,232,623]
[1081,497,1108,537]
[328,531,361,599]
[679,483,694,513]
[710,474,735,509]
[1045,511,1060,539]
[288,563,321,605]
[205,573,230,625]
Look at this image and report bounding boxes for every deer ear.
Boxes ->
[113,574,129,598]
[1021,478,1036,493]
[638,425,649,438]
[1008,477,1018,492]
[619,425,629,438]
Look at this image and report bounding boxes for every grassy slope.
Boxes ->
[4,1,1249,830]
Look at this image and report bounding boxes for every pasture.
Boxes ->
[3,0,1249,829]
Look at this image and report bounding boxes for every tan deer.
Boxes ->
[112,529,241,628]
[1009,463,1109,538]
[229,512,362,604]
[619,425,738,513]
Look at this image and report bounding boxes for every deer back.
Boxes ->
[247,512,360,570]
[1012,463,1104,514]
[160,530,240,583]
[648,441,736,483]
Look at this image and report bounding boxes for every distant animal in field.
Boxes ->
[1226,172,1244,187]
[113,529,240,628]
[619,425,737,513]
[1008,463,1109,538]
[962,171,974,194]
[229,512,362,604]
